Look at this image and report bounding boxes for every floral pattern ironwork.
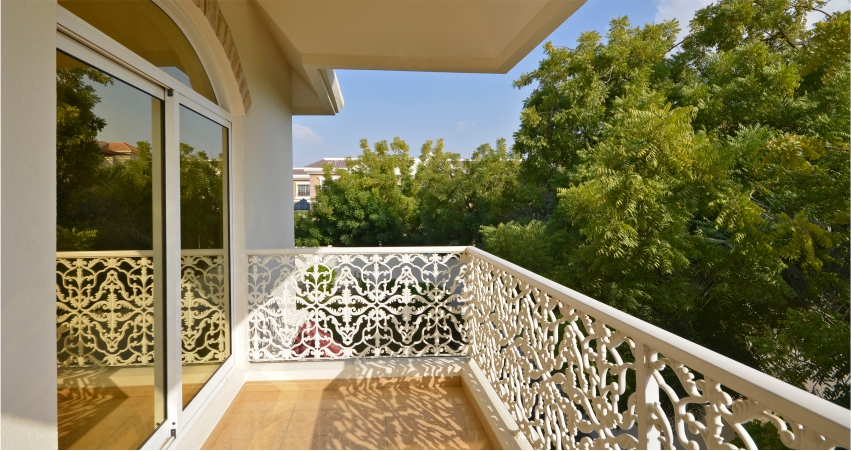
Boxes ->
[247,252,467,361]
[463,251,843,450]
[646,350,843,450]
[56,253,228,366]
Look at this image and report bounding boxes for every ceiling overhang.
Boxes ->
[252,0,586,115]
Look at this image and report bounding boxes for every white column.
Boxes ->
[1,1,59,448]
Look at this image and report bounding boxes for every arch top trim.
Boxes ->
[190,0,252,113]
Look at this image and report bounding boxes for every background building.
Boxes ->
[293,158,346,207]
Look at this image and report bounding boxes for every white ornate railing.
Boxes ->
[463,247,849,450]
[247,247,467,360]
[248,246,849,450]
[56,250,229,366]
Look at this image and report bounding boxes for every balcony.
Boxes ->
[56,247,850,449]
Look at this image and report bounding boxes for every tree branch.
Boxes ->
[776,27,799,49]
[669,34,693,52]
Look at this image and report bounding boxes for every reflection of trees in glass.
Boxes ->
[56,67,110,250]
[79,141,155,250]
[179,143,223,249]
[56,66,156,251]
[56,68,223,251]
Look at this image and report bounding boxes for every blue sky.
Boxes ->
[292,0,848,166]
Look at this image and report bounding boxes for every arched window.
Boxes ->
[59,0,217,104]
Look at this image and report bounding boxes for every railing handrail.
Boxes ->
[464,246,851,444]
[247,246,467,255]
[56,249,225,258]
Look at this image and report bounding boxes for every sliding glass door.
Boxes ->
[55,5,233,447]
[178,105,231,408]
[56,49,167,450]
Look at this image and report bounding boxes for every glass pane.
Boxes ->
[56,51,165,449]
[60,0,217,104]
[179,105,231,408]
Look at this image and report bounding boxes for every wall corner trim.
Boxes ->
[191,0,252,112]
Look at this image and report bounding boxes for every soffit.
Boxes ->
[252,0,585,115]
[255,0,585,73]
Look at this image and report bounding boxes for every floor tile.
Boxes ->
[448,428,494,450]
[319,408,386,436]
[233,391,299,414]
[279,434,322,450]
[208,436,286,450]
[322,431,385,450]
[385,428,493,450]
[293,397,348,411]
[60,416,130,450]
[283,409,324,436]
[201,378,490,450]
[216,411,290,441]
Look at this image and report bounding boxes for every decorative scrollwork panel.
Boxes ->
[464,250,846,450]
[181,254,229,363]
[646,349,842,450]
[56,256,156,366]
[463,252,638,450]
[247,252,467,361]
[56,253,228,367]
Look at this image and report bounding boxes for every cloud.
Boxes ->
[293,123,325,145]
[806,0,849,28]
[455,121,476,131]
[654,0,714,41]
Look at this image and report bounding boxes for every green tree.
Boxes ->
[486,1,849,407]
[179,143,224,249]
[55,66,111,233]
[56,68,226,252]
[78,141,155,250]
[414,139,467,245]
[305,138,418,246]
[415,138,527,245]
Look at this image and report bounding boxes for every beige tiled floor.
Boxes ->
[203,379,494,450]
[57,364,222,449]
[57,383,203,450]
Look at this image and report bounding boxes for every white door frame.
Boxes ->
[56,6,236,448]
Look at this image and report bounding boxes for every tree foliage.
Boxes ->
[179,143,224,249]
[56,67,111,230]
[297,137,526,247]
[415,138,528,245]
[483,1,849,407]
[300,138,419,247]
[56,70,226,251]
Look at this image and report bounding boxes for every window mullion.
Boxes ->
[163,90,184,435]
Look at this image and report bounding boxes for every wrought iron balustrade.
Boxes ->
[247,247,468,360]
[248,246,850,450]
[55,250,229,367]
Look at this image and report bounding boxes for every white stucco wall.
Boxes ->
[218,0,295,251]
[1,1,60,449]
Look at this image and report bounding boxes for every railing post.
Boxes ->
[636,342,661,450]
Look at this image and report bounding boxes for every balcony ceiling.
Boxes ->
[252,0,587,114]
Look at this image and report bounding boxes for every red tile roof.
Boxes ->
[305,158,349,169]
[293,169,307,175]
[99,142,139,156]
[100,142,138,152]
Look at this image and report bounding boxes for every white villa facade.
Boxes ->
[2,0,848,450]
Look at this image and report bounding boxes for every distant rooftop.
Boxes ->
[98,141,138,156]
[304,158,349,169]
